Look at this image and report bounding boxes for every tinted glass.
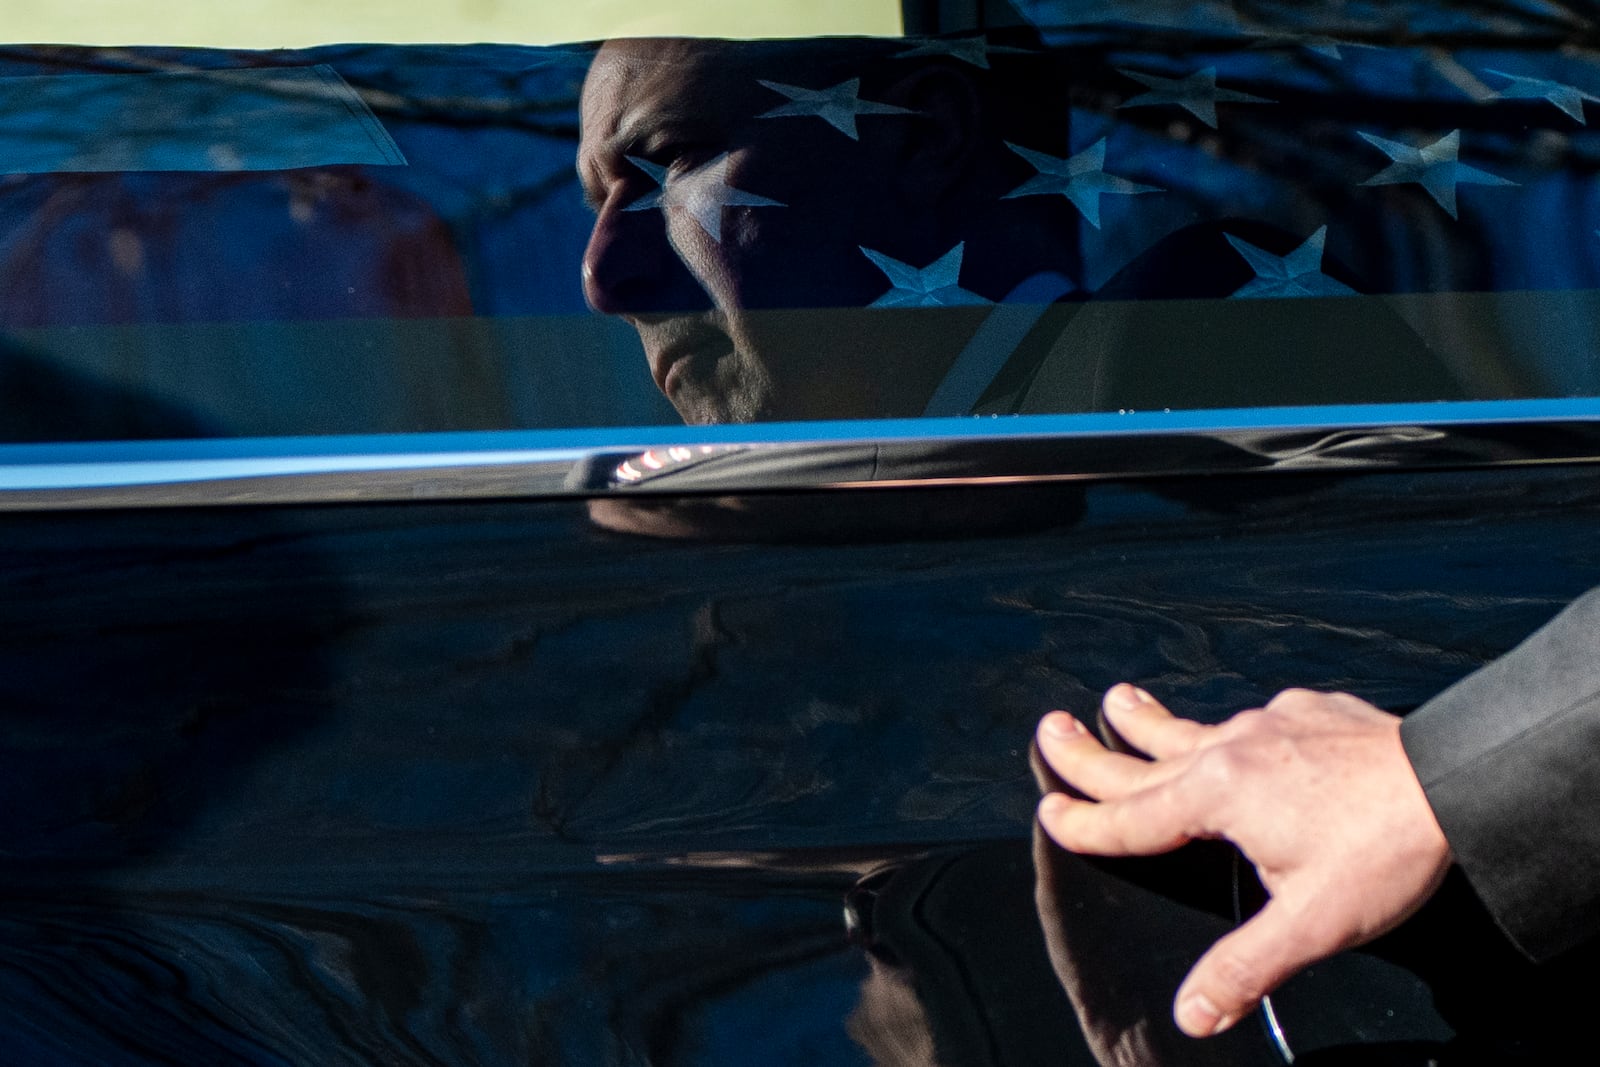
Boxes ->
[4,4,1600,441]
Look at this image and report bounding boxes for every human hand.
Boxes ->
[1034,685,1453,1039]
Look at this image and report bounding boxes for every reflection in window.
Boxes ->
[5,14,1600,441]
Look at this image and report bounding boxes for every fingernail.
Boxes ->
[1038,793,1069,819]
[1041,712,1086,739]
[1176,993,1233,1037]
[1106,685,1155,715]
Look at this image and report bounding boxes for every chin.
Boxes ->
[672,392,740,426]
[676,374,774,425]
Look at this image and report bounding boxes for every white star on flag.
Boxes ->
[1002,137,1162,228]
[1358,130,1515,219]
[892,36,1032,69]
[1484,69,1600,123]
[623,153,785,243]
[860,242,990,308]
[1116,67,1275,128]
[1225,226,1358,298]
[756,78,912,140]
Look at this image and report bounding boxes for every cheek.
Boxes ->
[659,212,739,305]
[721,204,889,311]
[670,207,792,312]
[722,210,780,301]
[713,139,899,310]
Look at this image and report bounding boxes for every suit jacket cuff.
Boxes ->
[1401,587,1600,961]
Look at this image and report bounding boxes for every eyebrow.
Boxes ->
[579,107,715,213]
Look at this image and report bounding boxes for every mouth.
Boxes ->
[636,316,731,398]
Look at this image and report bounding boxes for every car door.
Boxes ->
[6,4,1600,1064]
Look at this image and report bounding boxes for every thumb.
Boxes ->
[1173,897,1333,1037]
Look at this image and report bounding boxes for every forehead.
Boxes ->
[579,40,741,146]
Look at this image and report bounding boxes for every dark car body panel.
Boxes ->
[9,4,1600,1061]
[6,446,1600,1061]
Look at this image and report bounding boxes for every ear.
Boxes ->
[876,64,984,210]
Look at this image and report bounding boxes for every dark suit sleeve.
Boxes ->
[1401,587,1600,960]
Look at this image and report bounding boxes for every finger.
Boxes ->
[1037,781,1201,857]
[1036,712,1180,800]
[1100,684,1209,760]
[1094,702,1142,756]
[1028,736,1068,795]
[1173,897,1338,1037]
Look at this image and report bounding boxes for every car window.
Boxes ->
[3,2,1600,445]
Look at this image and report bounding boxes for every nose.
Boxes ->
[582,201,701,317]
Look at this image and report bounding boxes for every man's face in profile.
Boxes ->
[577,39,974,424]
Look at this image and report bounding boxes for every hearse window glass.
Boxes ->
[4,2,1600,442]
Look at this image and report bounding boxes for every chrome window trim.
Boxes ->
[4,398,1600,510]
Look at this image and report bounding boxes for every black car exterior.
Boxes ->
[7,4,1600,1063]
